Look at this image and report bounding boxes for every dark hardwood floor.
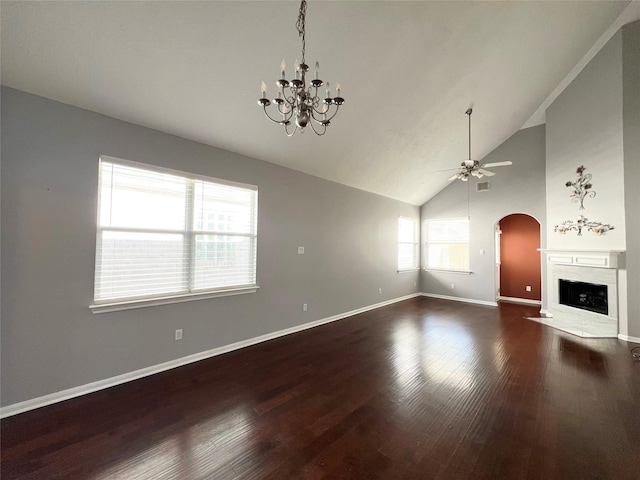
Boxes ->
[2,297,639,479]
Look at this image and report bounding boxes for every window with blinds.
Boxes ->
[424,218,470,271]
[398,216,419,271]
[94,157,258,305]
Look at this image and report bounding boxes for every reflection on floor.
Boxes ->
[2,298,638,479]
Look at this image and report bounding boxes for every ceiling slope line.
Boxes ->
[522,0,640,129]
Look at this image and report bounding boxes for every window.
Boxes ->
[92,157,258,310]
[398,216,419,271]
[424,218,469,271]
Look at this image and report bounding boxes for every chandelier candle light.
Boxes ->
[258,0,344,136]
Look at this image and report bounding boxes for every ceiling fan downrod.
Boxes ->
[466,108,473,165]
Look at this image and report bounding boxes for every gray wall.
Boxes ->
[623,21,640,338]
[1,87,419,407]
[420,125,546,303]
[545,30,625,251]
[545,22,639,338]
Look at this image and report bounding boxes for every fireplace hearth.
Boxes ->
[559,279,608,315]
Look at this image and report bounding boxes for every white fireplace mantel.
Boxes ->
[539,249,624,269]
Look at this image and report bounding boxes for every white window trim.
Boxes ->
[423,268,473,274]
[423,217,470,273]
[100,156,259,192]
[90,286,259,314]
[92,156,259,311]
[397,216,420,273]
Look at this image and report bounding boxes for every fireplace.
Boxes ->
[541,250,623,338]
[559,279,608,315]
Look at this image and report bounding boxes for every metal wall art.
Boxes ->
[554,215,614,236]
[565,165,595,210]
[554,165,614,236]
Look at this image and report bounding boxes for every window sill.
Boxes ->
[90,286,260,314]
[423,268,472,275]
[397,268,420,274]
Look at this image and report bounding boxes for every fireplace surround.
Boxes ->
[541,249,623,338]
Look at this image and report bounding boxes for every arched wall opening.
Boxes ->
[495,213,541,304]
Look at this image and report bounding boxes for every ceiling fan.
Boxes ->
[446,108,512,182]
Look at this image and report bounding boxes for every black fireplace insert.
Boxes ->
[559,279,608,315]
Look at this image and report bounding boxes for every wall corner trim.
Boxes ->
[0,293,420,419]
[617,334,640,344]
[420,292,498,307]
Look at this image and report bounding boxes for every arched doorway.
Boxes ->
[495,214,541,304]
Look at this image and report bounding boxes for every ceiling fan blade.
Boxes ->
[477,168,496,177]
[482,161,512,168]
[433,168,460,173]
[447,173,459,181]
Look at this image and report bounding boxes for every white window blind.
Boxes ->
[424,218,469,271]
[94,157,257,304]
[398,216,419,271]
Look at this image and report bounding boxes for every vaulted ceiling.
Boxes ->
[1,1,632,205]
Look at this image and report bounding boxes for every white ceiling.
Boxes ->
[1,1,632,205]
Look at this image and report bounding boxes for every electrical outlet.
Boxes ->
[450,284,455,290]
[378,288,382,294]
[303,303,308,311]
[526,285,532,292]
[175,329,183,341]
[414,281,417,287]
[480,249,485,255]
[298,246,305,254]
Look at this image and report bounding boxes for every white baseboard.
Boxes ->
[0,293,420,419]
[539,309,552,317]
[498,296,542,306]
[420,292,497,307]
[618,334,640,344]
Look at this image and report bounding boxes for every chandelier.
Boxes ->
[258,0,344,136]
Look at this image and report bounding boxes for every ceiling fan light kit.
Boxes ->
[258,0,344,136]
[448,108,512,182]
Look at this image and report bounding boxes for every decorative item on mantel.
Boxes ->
[555,215,614,236]
[565,165,596,210]
[258,0,344,136]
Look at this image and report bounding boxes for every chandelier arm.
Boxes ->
[283,123,297,137]
[311,105,340,122]
[309,114,324,126]
[285,95,297,107]
[281,84,296,104]
[276,102,295,118]
[309,102,329,115]
[308,120,327,136]
[262,106,291,125]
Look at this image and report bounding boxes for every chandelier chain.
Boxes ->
[296,0,307,63]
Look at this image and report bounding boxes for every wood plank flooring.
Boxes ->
[2,297,639,479]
